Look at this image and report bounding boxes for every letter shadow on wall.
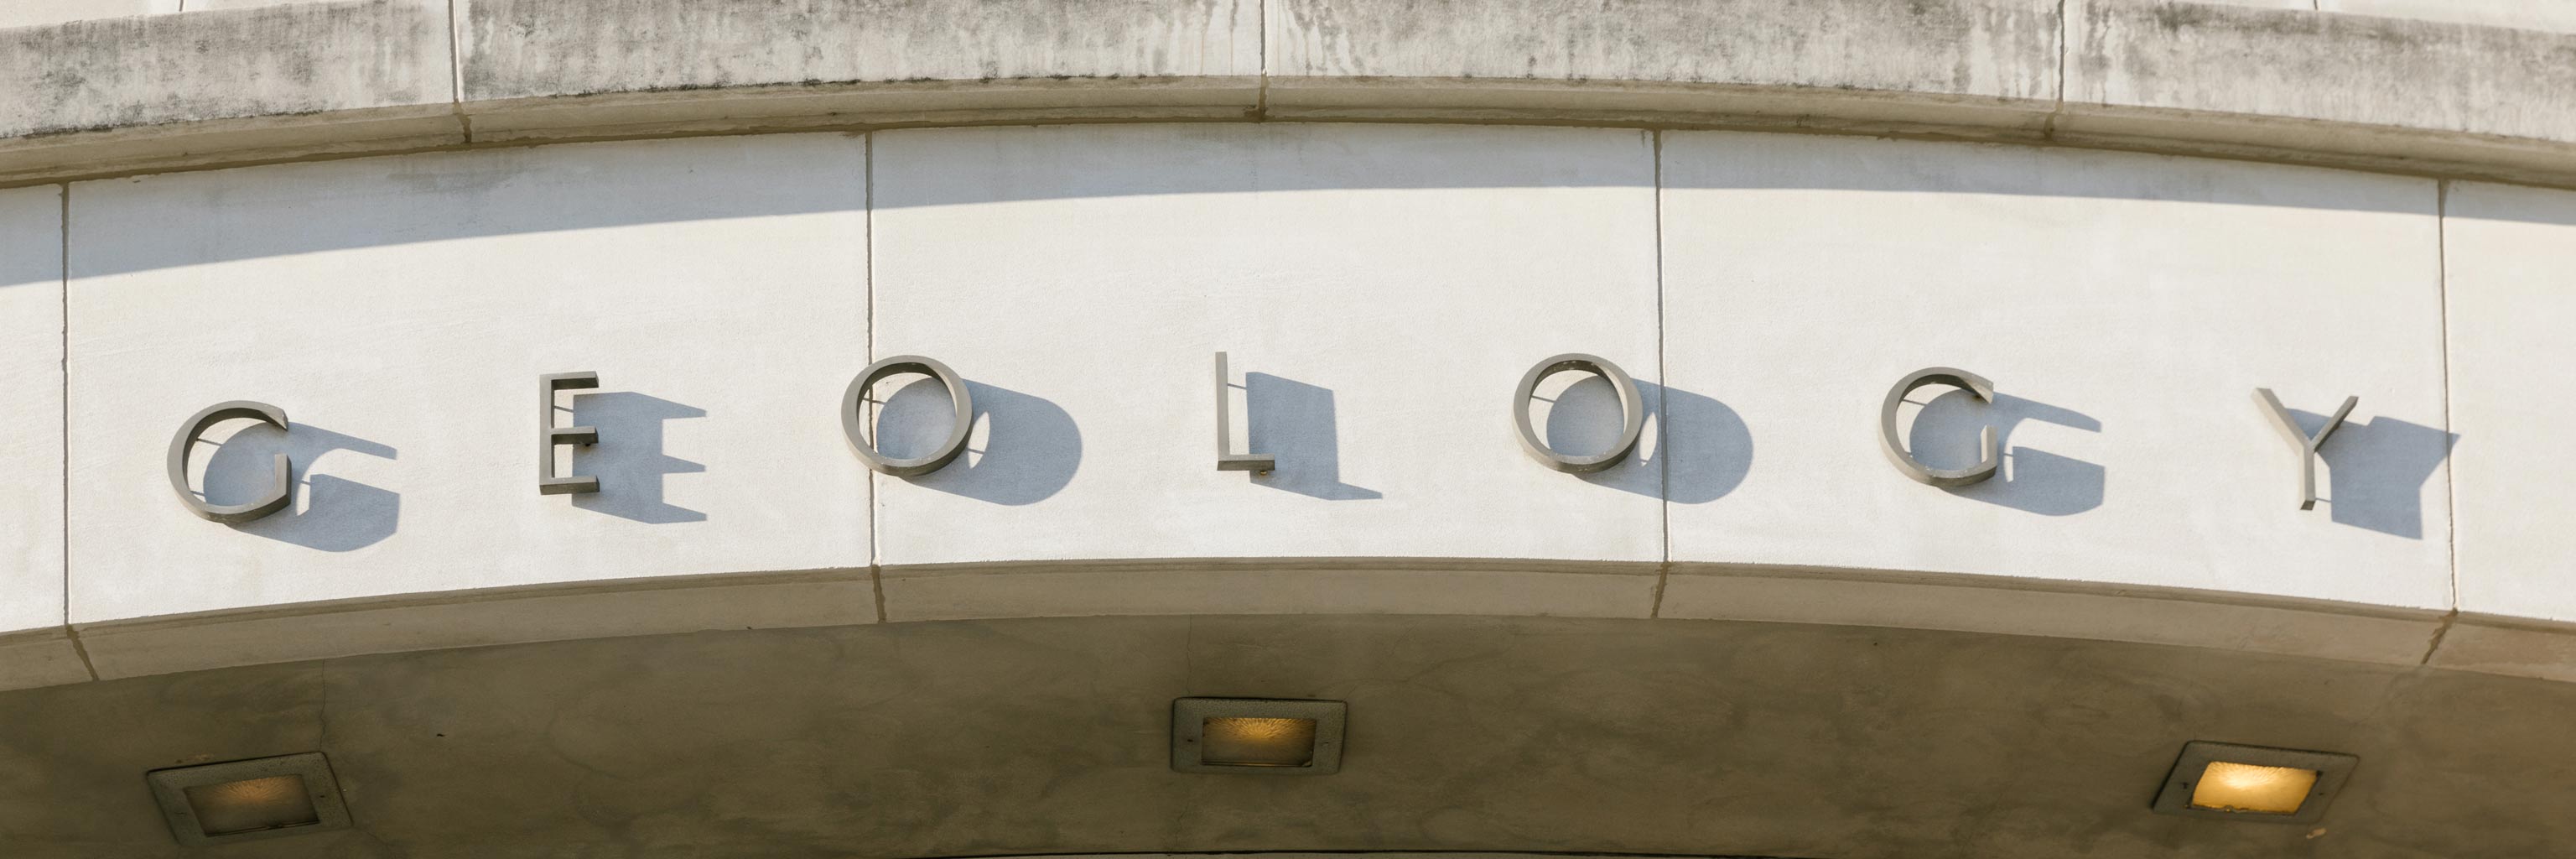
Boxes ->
[200,423,399,551]
[1909,390,2105,516]
[1244,372,1379,500]
[2292,409,2457,539]
[879,378,1080,505]
[1537,376,1749,501]
[569,393,706,523]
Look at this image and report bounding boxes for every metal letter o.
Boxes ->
[167,401,293,524]
[842,356,974,477]
[1512,353,1647,474]
[1878,367,1999,487]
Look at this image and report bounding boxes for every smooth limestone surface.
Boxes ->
[869,123,1661,564]
[1657,133,2449,607]
[2,3,2573,856]
[2,122,2573,687]
[0,186,65,643]
[2441,181,2576,625]
[62,135,876,676]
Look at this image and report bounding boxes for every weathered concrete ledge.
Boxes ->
[0,0,457,181]
[14,555,2576,694]
[3,0,2574,186]
[2059,0,2576,183]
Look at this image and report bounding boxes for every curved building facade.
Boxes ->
[4,1,2576,856]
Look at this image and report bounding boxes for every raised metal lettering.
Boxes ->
[1214,351,1275,474]
[2254,388,2355,510]
[1512,353,1646,474]
[167,401,293,523]
[843,355,974,476]
[1880,367,1999,487]
[538,372,601,495]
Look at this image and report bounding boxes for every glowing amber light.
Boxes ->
[1201,716,1318,767]
[2189,761,2320,815]
[183,774,319,836]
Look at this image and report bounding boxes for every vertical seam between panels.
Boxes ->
[60,184,96,681]
[1254,0,1268,119]
[865,133,887,625]
[2423,179,2459,665]
[447,0,472,143]
[1649,130,1670,620]
[2045,0,2068,140]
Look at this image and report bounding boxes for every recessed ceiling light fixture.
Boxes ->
[1171,697,1345,775]
[2152,741,2356,824]
[146,752,351,846]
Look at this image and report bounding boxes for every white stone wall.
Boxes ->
[1,123,2573,688]
[0,185,75,689]
[2425,181,2576,678]
[60,136,878,679]
[870,124,1665,619]
[1650,133,2459,664]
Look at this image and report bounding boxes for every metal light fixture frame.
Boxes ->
[2151,740,2358,825]
[145,752,351,846]
[1170,697,1347,775]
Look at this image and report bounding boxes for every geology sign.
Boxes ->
[167,352,2359,524]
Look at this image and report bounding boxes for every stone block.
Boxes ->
[457,0,1263,139]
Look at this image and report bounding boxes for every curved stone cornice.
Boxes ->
[3,0,2574,187]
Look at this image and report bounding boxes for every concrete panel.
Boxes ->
[882,560,1659,623]
[187,0,356,8]
[0,659,333,856]
[2427,616,2576,684]
[456,0,1262,139]
[0,1,453,138]
[0,186,71,682]
[2444,181,2576,629]
[2061,0,2576,174]
[870,124,1663,614]
[0,0,459,183]
[1265,0,2059,130]
[2327,0,2576,34]
[0,0,174,28]
[18,615,2576,856]
[3,0,2575,189]
[1659,133,2451,613]
[74,570,875,679]
[0,630,90,691]
[1663,569,2441,666]
[63,136,874,671]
